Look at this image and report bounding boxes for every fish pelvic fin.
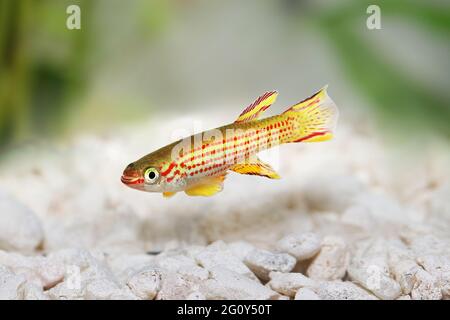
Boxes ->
[163,192,177,198]
[184,175,226,197]
[283,86,338,143]
[230,158,280,179]
[235,91,278,123]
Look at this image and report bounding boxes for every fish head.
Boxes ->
[121,145,185,193]
[120,159,165,192]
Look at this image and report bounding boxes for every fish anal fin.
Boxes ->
[235,91,278,123]
[184,175,226,197]
[230,159,280,179]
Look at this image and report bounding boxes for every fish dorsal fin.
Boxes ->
[230,158,280,179]
[235,91,278,123]
[184,174,226,197]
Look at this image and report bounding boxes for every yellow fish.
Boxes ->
[121,86,338,197]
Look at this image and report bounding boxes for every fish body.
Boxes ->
[121,87,338,197]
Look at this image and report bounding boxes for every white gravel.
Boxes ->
[0,115,449,300]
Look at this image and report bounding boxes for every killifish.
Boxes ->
[121,86,338,197]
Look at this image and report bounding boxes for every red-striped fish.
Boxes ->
[121,86,338,197]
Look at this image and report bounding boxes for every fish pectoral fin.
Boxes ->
[163,192,177,198]
[184,175,226,197]
[234,91,278,123]
[230,159,281,179]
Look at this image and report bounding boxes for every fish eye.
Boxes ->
[144,167,159,184]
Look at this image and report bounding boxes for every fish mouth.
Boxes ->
[121,175,144,185]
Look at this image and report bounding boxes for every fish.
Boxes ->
[121,86,338,197]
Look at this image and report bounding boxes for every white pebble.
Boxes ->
[84,278,128,300]
[387,239,418,295]
[186,291,206,300]
[347,239,401,300]
[195,241,257,280]
[315,281,378,300]
[411,268,442,300]
[126,267,162,300]
[0,266,26,300]
[0,250,65,289]
[227,241,256,261]
[200,267,279,300]
[156,271,201,300]
[0,191,44,252]
[307,236,349,281]
[417,255,450,298]
[295,288,321,300]
[276,232,321,261]
[267,271,316,297]
[157,254,209,282]
[244,249,296,282]
[390,260,421,295]
[46,248,125,300]
[107,254,156,283]
[23,283,49,300]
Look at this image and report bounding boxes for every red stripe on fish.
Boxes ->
[293,131,329,143]
[160,162,177,176]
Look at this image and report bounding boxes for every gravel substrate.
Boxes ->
[0,115,449,300]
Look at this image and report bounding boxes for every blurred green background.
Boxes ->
[1,0,449,151]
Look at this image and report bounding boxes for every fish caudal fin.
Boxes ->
[283,86,338,143]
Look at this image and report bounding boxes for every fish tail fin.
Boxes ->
[283,86,338,143]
